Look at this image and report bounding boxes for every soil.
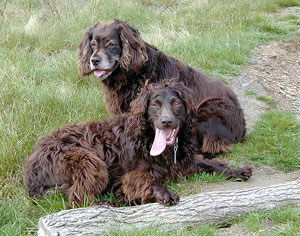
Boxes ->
[232,39,300,130]
[231,6,300,130]
[204,6,300,235]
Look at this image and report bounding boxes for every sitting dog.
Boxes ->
[77,19,246,155]
[24,80,252,206]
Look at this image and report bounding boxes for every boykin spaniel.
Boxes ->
[24,80,252,206]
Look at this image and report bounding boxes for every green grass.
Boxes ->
[279,14,299,21]
[0,0,300,235]
[256,95,277,106]
[106,223,218,236]
[165,172,228,197]
[245,90,277,106]
[227,109,300,171]
[277,13,300,26]
[241,206,300,235]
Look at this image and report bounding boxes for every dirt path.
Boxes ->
[219,5,300,190]
[202,169,300,193]
[231,6,300,130]
[232,39,300,130]
[206,6,300,235]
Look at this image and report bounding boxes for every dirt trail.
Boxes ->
[232,39,300,130]
[202,169,300,193]
[231,7,300,130]
[204,6,300,235]
[212,6,300,191]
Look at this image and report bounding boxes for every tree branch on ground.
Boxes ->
[38,179,300,236]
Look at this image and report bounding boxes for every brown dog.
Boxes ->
[24,80,252,206]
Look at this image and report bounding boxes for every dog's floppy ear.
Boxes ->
[167,79,195,117]
[178,87,195,117]
[116,20,148,72]
[175,82,197,137]
[77,24,99,77]
[126,82,151,138]
[164,79,197,135]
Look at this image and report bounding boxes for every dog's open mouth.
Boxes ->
[150,127,179,156]
[93,62,118,79]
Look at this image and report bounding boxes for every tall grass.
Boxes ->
[241,205,300,234]
[227,110,300,171]
[0,0,299,234]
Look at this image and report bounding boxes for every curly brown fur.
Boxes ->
[196,97,246,155]
[24,80,251,206]
[77,19,246,155]
[58,148,109,205]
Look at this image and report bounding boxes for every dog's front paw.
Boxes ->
[231,166,252,181]
[160,189,180,206]
[153,186,179,206]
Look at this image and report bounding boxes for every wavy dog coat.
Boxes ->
[24,80,251,206]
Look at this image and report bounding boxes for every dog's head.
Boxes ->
[78,19,148,79]
[127,79,196,156]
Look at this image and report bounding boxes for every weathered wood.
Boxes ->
[38,179,300,236]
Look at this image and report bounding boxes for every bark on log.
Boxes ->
[38,179,300,236]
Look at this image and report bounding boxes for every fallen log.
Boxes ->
[38,179,300,236]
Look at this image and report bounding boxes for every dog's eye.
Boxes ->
[151,103,159,108]
[90,40,97,48]
[107,43,117,48]
[173,101,182,107]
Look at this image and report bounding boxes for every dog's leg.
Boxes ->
[196,97,246,155]
[198,158,252,181]
[58,148,109,206]
[120,170,179,205]
[200,132,233,155]
[150,182,180,206]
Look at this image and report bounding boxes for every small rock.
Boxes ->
[242,82,249,87]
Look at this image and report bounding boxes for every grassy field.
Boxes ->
[0,0,300,235]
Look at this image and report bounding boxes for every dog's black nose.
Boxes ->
[161,117,175,127]
[91,56,101,66]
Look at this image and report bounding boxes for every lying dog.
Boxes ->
[78,19,246,155]
[24,80,251,206]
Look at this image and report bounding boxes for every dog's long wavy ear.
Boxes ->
[126,81,151,138]
[167,80,197,136]
[77,24,99,77]
[116,20,148,73]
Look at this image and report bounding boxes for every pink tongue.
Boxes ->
[150,129,170,156]
[94,70,107,78]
